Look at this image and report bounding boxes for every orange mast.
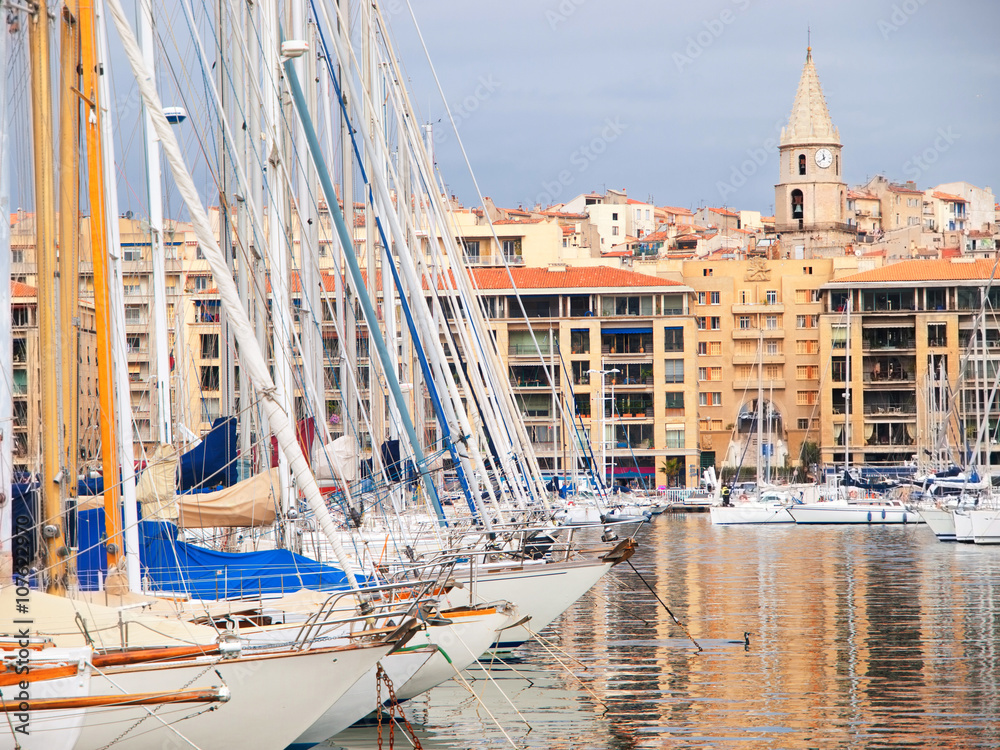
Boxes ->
[79,0,124,579]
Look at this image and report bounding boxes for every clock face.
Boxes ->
[815,148,833,169]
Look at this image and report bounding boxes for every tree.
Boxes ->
[660,458,682,488]
[798,441,820,482]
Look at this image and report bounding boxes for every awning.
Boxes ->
[860,320,915,328]
[602,327,652,334]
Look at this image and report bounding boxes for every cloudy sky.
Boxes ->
[389,0,999,214]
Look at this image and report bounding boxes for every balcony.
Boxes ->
[733,328,784,340]
[732,302,785,314]
[732,353,785,365]
[733,379,785,390]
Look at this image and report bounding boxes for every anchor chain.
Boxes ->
[376,663,423,750]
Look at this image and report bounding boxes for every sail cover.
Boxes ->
[177,468,279,528]
[139,520,356,598]
[179,416,237,490]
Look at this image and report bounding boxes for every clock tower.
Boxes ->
[774,48,852,256]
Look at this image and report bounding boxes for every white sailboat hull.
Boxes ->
[75,643,391,750]
[969,509,1000,544]
[444,559,612,650]
[788,502,922,525]
[918,507,957,541]
[290,647,435,747]
[710,504,793,524]
[953,510,976,542]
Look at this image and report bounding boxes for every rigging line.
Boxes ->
[622,558,703,652]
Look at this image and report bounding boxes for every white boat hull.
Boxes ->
[918,507,957,541]
[789,502,923,524]
[444,559,613,650]
[710,504,793,525]
[953,510,975,542]
[76,643,391,750]
[969,509,1000,544]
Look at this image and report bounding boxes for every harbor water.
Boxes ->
[329,512,1000,749]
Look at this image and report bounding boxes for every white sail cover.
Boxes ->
[135,445,178,522]
[315,435,358,482]
[178,468,280,528]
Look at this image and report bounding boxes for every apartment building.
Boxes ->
[819,258,1000,469]
[680,258,836,477]
[470,265,700,489]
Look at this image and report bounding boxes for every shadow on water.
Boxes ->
[329,515,1000,750]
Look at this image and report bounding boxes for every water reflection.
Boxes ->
[328,515,1000,749]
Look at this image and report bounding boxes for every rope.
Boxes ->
[623,559,703,652]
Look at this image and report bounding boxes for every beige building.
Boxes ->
[471,265,701,489]
[678,258,835,477]
[819,258,1000,470]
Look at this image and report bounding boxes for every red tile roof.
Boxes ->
[709,207,738,217]
[470,266,681,290]
[932,191,966,203]
[659,206,693,215]
[11,280,37,297]
[941,247,962,258]
[493,218,542,225]
[832,258,1000,284]
[889,184,923,195]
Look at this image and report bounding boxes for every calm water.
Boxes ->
[328,514,1000,749]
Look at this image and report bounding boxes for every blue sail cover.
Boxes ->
[139,520,359,598]
[179,416,237,491]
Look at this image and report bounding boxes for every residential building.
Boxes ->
[471,265,701,489]
[819,258,1000,469]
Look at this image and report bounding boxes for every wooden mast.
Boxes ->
[79,0,125,581]
[28,0,70,594]
[60,0,82,575]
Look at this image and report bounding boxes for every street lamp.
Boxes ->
[587,368,619,491]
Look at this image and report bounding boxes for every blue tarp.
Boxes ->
[139,520,357,598]
[179,416,236,491]
[77,507,109,590]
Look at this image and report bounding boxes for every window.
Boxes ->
[796,315,816,329]
[797,365,819,380]
[797,418,810,430]
[123,283,141,296]
[703,268,713,276]
[792,189,804,220]
[832,358,849,382]
[764,315,779,329]
[766,290,777,305]
[764,364,781,380]
[462,240,480,262]
[201,334,220,359]
[803,266,813,275]
[698,292,706,305]
[123,246,143,261]
[200,365,220,391]
[612,225,620,236]
[928,323,947,348]
[765,340,779,356]
[665,428,685,449]
[124,305,143,324]
[710,317,721,330]
[193,276,209,291]
[612,212,618,221]
[736,340,754,356]
[711,291,720,305]
[698,367,722,381]
[664,392,684,410]
[798,154,806,175]
[738,290,752,304]
[602,295,654,317]
[708,341,722,356]
[797,390,818,406]
[796,290,809,304]
[697,316,706,330]
[502,239,522,260]
[699,392,721,406]
[796,340,819,355]
[11,249,24,264]
[697,342,707,355]
[664,359,684,384]
[738,315,752,329]
[664,327,684,352]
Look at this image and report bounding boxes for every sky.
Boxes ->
[387,0,1000,214]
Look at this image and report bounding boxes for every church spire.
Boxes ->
[780,47,839,147]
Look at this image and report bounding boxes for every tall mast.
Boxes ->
[845,292,852,476]
[59,0,82,567]
[0,4,12,579]
[29,0,70,594]
[140,1,172,447]
[80,0,124,583]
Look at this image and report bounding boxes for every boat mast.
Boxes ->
[28,0,70,594]
[140,1,172,448]
[757,321,763,488]
[845,292,852,478]
[0,5,11,579]
[80,0,125,586]
[59,0,82,570]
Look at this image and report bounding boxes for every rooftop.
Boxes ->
[828,258,1000,286]
[470,265,683,291]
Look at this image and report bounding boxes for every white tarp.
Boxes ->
[314,435,358,482]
